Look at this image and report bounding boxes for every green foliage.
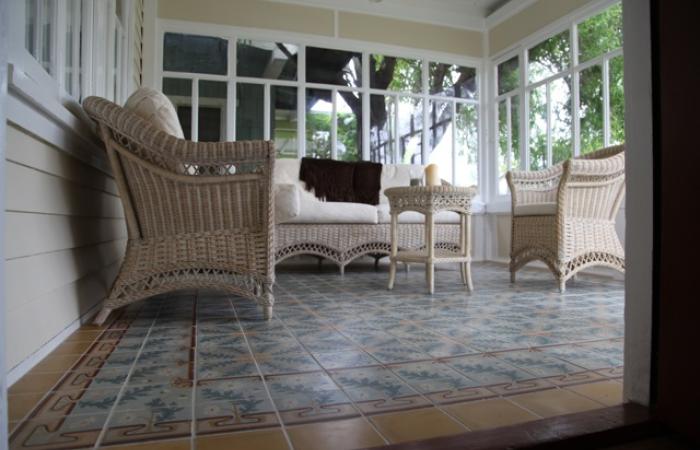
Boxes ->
[578,3,623,62]
[306,111,331,159]
[337,112,360,161]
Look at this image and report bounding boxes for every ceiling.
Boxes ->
[269,0,516,30]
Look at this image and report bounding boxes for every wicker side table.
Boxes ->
[385,186,477,294]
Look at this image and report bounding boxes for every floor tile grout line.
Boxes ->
[93,309,161,449]
[229,299,295,450]
[190,294,199,450]
[275,316,392,446]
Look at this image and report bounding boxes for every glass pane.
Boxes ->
[455,104,478,187]
[162,78,192,139]
[337,92,362,161]
[237,39,298,81]
[198,80,227,142]
[236,83,264,140]
[497,56,519,95]
[370,95,396,164]
[64,0,81,97]
[578,3,623,62]
[579,65,604,154]
[528,30,570,83]
[429,62,477,99]
[306,89,332,159]
[25,0,55,75]
[511,96,521,171]
[428,100,453,184]
[306,47,361,87]
[370,54,422,93]
[398,97,423,164]
[498,100,508,194]
[163,33,228,75]
[529,85,547,170]
[271,86,298,158]
[551,76,572,164]
[609,55,625,145]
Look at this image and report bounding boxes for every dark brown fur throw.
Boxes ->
[299,158,383,205]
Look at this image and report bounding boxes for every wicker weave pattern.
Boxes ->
[507,145,625,292]
[276,223,462,273]
[384,186,477,215]
[83,97,275,325]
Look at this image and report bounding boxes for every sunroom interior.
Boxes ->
[1,0,651,449]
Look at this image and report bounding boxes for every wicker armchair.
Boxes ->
[83,97,275,325]
[506,145,625,292]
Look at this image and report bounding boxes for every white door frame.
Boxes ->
[0,0,10,446]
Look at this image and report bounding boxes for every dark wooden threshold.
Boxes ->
[370,404,656,450]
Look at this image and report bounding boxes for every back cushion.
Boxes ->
[124,87,185,139]
[380,164,424,204]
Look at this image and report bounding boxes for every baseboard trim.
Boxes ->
[6,301,101,386]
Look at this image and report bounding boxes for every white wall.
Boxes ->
[0,0,9,445]
[621,0,653,406]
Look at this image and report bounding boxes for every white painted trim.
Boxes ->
[1,0,10,446]
[485,0,539,29]
[270,0,487,32]
[6,301,102,386]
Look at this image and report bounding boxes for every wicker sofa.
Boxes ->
[506,144,625,292]
[273,159,466,273]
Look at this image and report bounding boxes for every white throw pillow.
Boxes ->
[124,87,185,139]
[274,184,301,224]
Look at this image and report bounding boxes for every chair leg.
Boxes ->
[559,279,567,294]
[263,305,273,320]
[93,307,113,326]
[510,270,516,283]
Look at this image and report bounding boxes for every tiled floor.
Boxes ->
[8,262,624,449]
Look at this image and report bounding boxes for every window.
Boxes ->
[158,33,480,186]
[20,0,132,104]
[494,2,624,195]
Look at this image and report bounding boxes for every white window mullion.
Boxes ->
[227,80,235,141]
[545,81,552,167]
[228,35,236,141]
[506,96,512,171]
[191,77,199,141]
[71,1,82,97]
[602,56,611,147]
[81,0,94,99]
[362,51,370,161]
[331,88,338,159]
[421,58,429,164]
[571,22,581,156]
[521,48,529,170]
[393,94,399,164]
[55,1,67,95]
[263,83,271,140]
[297,45,306,158]
[451,100,457,184]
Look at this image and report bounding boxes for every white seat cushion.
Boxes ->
[124,87,185,138]
[274,184,300,224]
[513,202,557,216]
[289,201,379,224]
[376,204,461,224]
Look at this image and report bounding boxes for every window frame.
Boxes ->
[490,0,624,199]
[154,20,482,186]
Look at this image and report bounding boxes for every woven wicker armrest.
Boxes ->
[565,151,625,178]
[83,96,273,174]
[506,164,563,208]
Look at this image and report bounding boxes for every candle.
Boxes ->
[425,164,440,187]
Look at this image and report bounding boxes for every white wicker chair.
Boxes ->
[506,145,625,292]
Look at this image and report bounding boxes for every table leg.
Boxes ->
[388,212,398,290]
[426,212,434,294]
[427,262,434,294]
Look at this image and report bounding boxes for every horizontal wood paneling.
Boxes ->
[6,125,118,195]
[5,261,122,370]
[5,239,126,313]
[5,161,123,218]
[4,125,126,375]
[5,212,125,260]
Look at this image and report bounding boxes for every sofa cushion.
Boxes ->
[376,204,461,224]
[288,201,378,224]
[275,184,300,224]
[513,202,557,216]
[124,87,184,138]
